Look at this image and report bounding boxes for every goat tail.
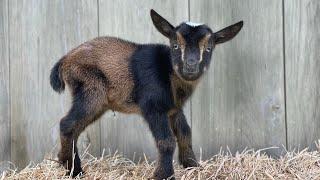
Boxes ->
[50,56,66,93]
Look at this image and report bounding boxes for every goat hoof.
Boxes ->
[58,158,83,177]
[61,165,84,178]
[149,166,174,180]
[179,149,199,168]
[180,155,199,168]
[60,164,83,178]
[69,168,84,178]
[181,159,199,168]
[148,176,175,180]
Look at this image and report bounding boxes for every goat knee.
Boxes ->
[157,137,176,155]
[59,116,76,136]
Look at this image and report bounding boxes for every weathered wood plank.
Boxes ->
[285,0,320,150]
[98,0,189,160]
[9,0,99,168]
[0,0,10,172]
[190,0,286,158]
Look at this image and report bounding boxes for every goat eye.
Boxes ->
[173,44,179,50]
[206,47,212,52]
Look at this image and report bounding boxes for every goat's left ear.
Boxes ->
[214,21,243,44]
[150,9,174,38]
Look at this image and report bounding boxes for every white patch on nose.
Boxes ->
[185,21,204,27]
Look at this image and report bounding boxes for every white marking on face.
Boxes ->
[181,47,185,62]
[176,32,186,62]
[185,21,204,27]
[199,34,211,63]
[199,48,204,63]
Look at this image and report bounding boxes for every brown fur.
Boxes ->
[60,37,140,114]
[170,74,195,108]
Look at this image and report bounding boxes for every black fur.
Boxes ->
[129,44,176,178]
[175,86,194,107]
[171,110,191,139]
[59,81,87,136]
[50,57,65,93]
[130,44,174,111]
[58,81,87,177]
[176,88,187,100]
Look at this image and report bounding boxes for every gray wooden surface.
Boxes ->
[1,0,320,169]
[285,0,320,150]
[98,0,189,161]
[190,0,286,158]
[0,0,10,172]
[9,0,99,168]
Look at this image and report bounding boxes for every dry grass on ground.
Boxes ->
[2,146,320,180]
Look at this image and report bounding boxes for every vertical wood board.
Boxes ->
[285,0,320,150]
[190,0,286,158]
[0,0,10,172]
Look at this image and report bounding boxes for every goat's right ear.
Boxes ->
[150,9,174,38]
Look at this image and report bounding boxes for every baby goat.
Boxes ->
[50,9,243,179]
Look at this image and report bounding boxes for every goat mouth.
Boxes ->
[180,70,200,82]
[182,64,199,74]
[175,71,200,82]
[173,64,201,82]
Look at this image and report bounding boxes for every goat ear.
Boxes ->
[214,21,243,44]
[150,9,174,38]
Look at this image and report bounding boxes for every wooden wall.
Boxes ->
[0,0,10,172]
[285,0,320,150]
[8,0,99,168]
[190,0,286,158]
[0,0,319,169]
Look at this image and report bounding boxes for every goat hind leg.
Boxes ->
[58,86,106,177]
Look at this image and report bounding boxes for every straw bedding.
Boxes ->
[2,146,320,180]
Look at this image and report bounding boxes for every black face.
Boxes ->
[170,23,214,81]
[150,9,243,82]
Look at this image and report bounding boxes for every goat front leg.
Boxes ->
[142,105,176,179]
[169,109,198,168]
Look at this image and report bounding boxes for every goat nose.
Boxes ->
[187,58,197,66]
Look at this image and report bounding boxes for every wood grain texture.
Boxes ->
[190,0,286,158]
[285,0,320,150]
[0,0,10,172]
[9,0,99,168]
[98,0,189,161]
